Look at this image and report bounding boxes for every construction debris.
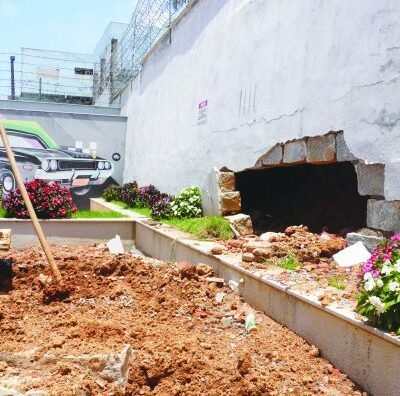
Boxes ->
[107,235,125,254]
[0,229,11,251]
[333,241,371,267]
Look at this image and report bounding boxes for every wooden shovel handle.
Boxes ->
[0,125,62,284]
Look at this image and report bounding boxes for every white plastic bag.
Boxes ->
[107,235,125,255]
[333,241,370,267]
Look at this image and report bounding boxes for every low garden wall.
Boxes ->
[91,197,400,396]
[0,218,135,248]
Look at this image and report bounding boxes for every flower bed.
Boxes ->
[357,235,400,334]
[103,182,233,240]
[102,182,202,220]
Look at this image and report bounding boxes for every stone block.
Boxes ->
[306,134,336,163]
[0,229,11,250]
[283,139,307,164]
[367,199,400,232]
[356,163,385,196]
[201,167,220,216]
[218,171,236,192]
[346,232,384,252]
[336,132,357,162]
[219,191,241,215]
[260,144,283,166]
[225,213,253,236]
[384,161,400,201]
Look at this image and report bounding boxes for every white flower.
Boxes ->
[389,281,400,292]
[364,278,375,291]
[394,260,400,272]
[369,296,385,315]
[364,272,372,281]
[381,264,392,275]
[376,278,383,288]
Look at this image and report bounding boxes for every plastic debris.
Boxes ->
[333,241,370,267]
[228,280,239,293]
[245,312,256,333]
[215,292,225,303]
[107,235,125,255]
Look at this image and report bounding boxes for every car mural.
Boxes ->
[0,119,114,196]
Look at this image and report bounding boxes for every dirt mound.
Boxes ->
[0,245,362,395]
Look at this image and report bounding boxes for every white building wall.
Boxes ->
[120,0,400,207]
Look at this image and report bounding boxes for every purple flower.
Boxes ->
[363,263,373,273]
[372,270,380,278]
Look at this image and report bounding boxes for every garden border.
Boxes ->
[0,217,135,248]
[91,197,400,396]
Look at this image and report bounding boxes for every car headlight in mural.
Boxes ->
[0,119,115,197]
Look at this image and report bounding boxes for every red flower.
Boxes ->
[3,180,76,219]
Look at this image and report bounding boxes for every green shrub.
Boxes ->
[328,275,346,290]
[270,253,300,271]
[102,184,122,202]
[170,186,202,219]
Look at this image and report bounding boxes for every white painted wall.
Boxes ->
[120,0,400,209]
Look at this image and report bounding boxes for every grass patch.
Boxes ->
[267,253,300,271]
[0,207,125,219]
[327,275,346,290]
[163,216,234,240]
[110,200,233,240]
[112,200,151,217]
[72,210,126,219]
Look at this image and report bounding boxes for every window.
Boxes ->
[0,132,46,149]
[74,67,93,76]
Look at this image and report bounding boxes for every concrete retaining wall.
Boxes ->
[0,218,135,248]
[93,198,400,396]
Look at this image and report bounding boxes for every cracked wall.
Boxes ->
[118,0,400,216]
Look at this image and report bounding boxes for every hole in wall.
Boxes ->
[236,162,367,235]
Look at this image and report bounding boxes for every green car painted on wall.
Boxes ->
[0,119,114,196]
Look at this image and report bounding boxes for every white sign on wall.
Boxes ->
[197,99,208,124]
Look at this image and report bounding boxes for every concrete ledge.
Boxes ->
[0,218,135,248]
[91,198,400,395]
[0,99,122,117]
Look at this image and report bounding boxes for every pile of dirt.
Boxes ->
[0,245,363,395]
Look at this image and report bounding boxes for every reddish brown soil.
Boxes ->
[0,245,364,395]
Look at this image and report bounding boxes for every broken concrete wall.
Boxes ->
[119,0,400,221]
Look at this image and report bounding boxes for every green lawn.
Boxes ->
[111,200,234,240]
[112,201,234,240]
[0,208,126,219]
[71,210,127,219]
[112,200,151,216]
[163,216,234,240]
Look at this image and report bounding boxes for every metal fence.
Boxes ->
[0,0,191,107]
[93,0,189,102]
